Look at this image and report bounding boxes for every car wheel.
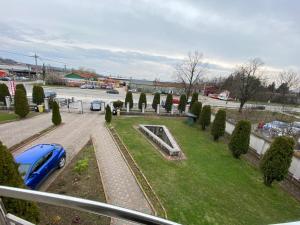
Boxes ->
[58,156,66,168]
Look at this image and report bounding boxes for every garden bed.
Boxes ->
[38,141,110,225]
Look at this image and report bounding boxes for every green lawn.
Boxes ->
[112,117,300,225]
[0,112,18,122]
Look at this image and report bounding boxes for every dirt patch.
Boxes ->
[38,141,110,225]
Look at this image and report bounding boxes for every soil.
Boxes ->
[38,141,110,225]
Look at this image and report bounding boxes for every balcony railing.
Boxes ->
[0,185,181,225]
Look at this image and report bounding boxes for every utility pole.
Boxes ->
[64,64,67,72]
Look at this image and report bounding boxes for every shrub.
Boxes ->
[211,109,226,141]
[0,83,10,105]
[113,100,124,109]
[260,136,294,186]
[152,92,160,111]
[228,120,251,158]
[199,105,211,130]
[52,101,62,125]
[125,91,133,109]
[105,105,112,123]
[16,84,27,95]
[74,157,89,174]
[32,86,45,105]
[0,141,40,223]
[178,94,187,113]
[138,92,147,111]
[165,93,173,113]
[190,92,198,109]
[191,101,202,118]
[14,89,29,118]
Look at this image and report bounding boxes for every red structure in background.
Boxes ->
[203,85,218,96]
[0,70,7,77]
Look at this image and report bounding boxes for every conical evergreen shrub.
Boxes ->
[125,91,133,109]
[178,94,187,113]
[199,105,211,130]
[52,101,62,125]
[191,101,202,118]
[165,93,173,113]
[152,92,160,111]
[14,89,29,118]
[190,92,198,109]
[138,92,147,111]
[16,84,27,95]
[32,86,45,105]
[0,83,10,105]
[105,105,112,123]
[211,109,226,141]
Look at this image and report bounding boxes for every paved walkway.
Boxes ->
[92,117,152,225]
[0,113,53,148]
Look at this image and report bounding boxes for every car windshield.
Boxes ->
[18,163,31,179]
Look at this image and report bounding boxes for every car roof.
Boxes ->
[15,144,55,164]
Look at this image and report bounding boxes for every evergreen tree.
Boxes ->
[211,109,226,141]
[178,94,187,113]
[152,92,160,111]
[165,93,173,113]
[105,105,112,123]
[260,136,294,186]
[0,83,10,105]
[138,92,147,111]
[228,120,251,158]
[191,101,202,118]
[16,84,27,95]
[0,141,40,223]
[32,86,45,105]
[14,89,29,118]
[52,101,62,125]
[125,91,133,109]
[190,92,198,110]
[199,105,211,130]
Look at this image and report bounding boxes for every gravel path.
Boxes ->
[0,113,53,148]
[92,117,152,225]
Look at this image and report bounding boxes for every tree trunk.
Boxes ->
[238,101,245,113]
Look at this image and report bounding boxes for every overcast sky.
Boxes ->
[0,0,299,80]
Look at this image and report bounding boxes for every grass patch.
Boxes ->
[38,141,110,225]
[112,116,300,225]
[0,111,18,122]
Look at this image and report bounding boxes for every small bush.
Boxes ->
[199,105,211,130]
[105,105,112,123]
[113,100,124,109]
[138,92,147,111]
[14,89,29,118]
[178,94,187,113]
[165,93,173,113]
[125,91,133,109]
[32,86,45,105]
[0,141,40,223]
[152,92,160,111]
[228,120,251,158]
[52,101,62,125]
[211,109,226,141]
[190,92,198,109]
[260,136,294,186]
[16,84,27,95]
[74,157,89,174]
[0,83,10,105]
[191,101,202,118]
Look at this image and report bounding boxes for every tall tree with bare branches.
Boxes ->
[176,51,205,99]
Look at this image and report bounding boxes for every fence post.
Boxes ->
[0,199,8,225]
[5,96,10,110]
[126,103,129,113]
[142,103,145,114]
[101,102,105,112]
[44,98,49,112]
[156,104,160,115]
[185,104,189,114]
[171,105,174,115]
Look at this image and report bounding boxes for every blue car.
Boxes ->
[15,144,66,189]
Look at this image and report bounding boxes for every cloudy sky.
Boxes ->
[0,0,299,80]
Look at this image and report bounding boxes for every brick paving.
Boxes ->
[6,112,152,224]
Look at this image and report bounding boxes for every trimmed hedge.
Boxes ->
[16,84,27,95]
[113,100,124,109]
[152,92,160,111]
[191,101,202,118]
[190,92,198,109]
[260,136,294,186]
[52,101,62,125]
[228,120,251,158]
[125,91,133,109]
[211,109,226,141]
[0,141,40,223]
[32,86,45,105]
[199,105,211,130]
[178,94,187,113]
[105,105,112,123]
[0,83,10,105]
[165,93,173,113]
[138,92,147,111]
[14,89,29,118]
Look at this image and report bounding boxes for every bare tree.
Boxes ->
[223,58,264,112]
[277,70,300,108]
[176,51,205,99]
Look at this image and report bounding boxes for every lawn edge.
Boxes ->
[106,124,168,219]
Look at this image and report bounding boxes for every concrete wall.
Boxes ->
[211,114,300,180]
